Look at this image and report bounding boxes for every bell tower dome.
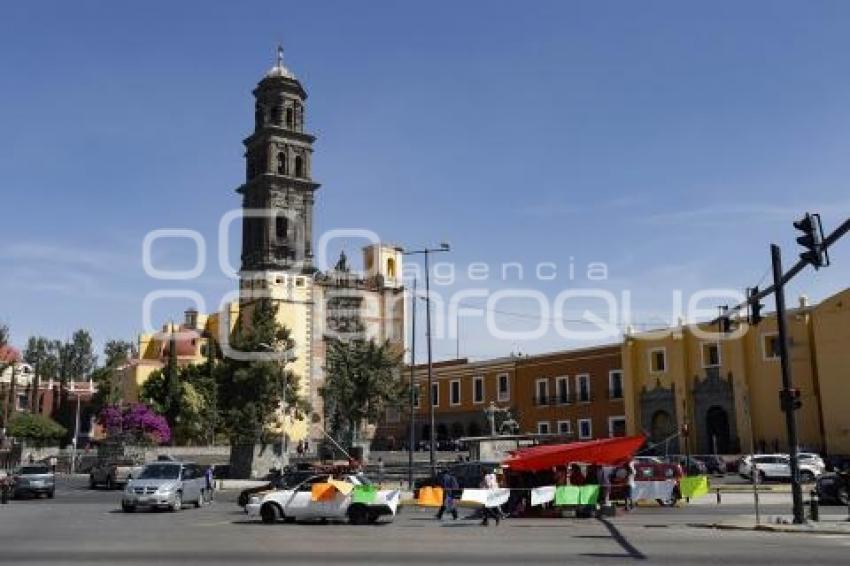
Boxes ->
[238,45,320,276]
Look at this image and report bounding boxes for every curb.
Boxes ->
[689,522,850,536]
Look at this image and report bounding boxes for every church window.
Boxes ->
[286,107,294,128]
[277,152,288,175]
[271,105,282,124]
[276,215,288,240]
[387,257,396,278]
[294,155,304,177]
[255,105,264,129]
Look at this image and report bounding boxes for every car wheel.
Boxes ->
[837,486,850,506]
[47,490,54,499]
[367,511,380,524]
[800,471,815,484]
[260,503,279,524]
[758,471,767,484]
[106,476,114,490]
[89,476,96,490]
[122,502,136,513]
[347,504,369,525]
[170,492,182,512]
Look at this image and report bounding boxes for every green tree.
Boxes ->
[140,362,220,445]
[90,339,136,413]
[103,340,136,367]
[215,299,301,477]
[23,336,54,413]
[320,338,405,449]
[7,413,67,446]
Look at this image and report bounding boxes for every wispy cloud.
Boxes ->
[641,198,850,227]
[518,195,644,218]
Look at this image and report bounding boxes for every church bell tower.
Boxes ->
[238,46,319,276]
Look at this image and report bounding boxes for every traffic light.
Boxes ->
[748,287,764,325]
[779,388,803,412]
[793,212,829,269]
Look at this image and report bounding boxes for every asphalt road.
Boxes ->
[1,476,848,565]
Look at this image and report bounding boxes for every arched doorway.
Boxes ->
[705,406,731,454]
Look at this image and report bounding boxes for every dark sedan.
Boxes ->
[816,471,850,506]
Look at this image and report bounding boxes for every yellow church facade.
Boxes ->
[623,287,850,456]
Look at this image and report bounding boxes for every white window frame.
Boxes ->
[762,332,780,361]
[556,375,570,405]
[472,375,485,404]
[431,382,439,408]
[575,373,591,403]
[608,370,623,400]
[557,420,572,436]
[649,347,667,373]
[578,418,593,440]
[535,378,549,405]
[701,341,721,368]
[608,416,626,438]
[537,421,551,435]
[449,379,461,406]
[497,373,510,402]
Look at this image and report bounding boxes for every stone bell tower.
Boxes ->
[238,46,319,275]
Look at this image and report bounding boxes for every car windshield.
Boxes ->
[139,464,181,479]
[20,465,49,475]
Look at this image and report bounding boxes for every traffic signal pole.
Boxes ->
[771,244,805,524]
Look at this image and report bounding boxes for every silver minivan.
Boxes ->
[121,462,206,512]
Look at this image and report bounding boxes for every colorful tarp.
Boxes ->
[311,483,336,502]
[351,485,377,504]
[680,476,710,499]
[417,486,443,507]
[461,488,510,508]
[502,435,646,472]
[530,486,556,506]
[553,485,600,506]
[632,480,676,502]
[328,478,354,496]
[555,485,580,506]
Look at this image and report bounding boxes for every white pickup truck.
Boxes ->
[89,459,144,489]
[246,473,400,525]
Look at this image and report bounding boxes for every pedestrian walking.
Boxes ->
[296,440,304,457]
[377,457,385,486]
[435,468,459,520]
[625,460,637,511]
[480,470,500,526]
[204,465,215,504]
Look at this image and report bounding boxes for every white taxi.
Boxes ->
[246,473,400,525]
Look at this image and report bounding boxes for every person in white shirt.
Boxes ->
[481,470,501,526]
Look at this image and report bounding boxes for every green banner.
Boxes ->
[579,484,600,505]
[352,485,377,504]
[554,485,580,506]
[680,476,709,499]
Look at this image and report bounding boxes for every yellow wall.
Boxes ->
[812,288,850,454]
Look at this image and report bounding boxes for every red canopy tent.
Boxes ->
[502,435,646,472]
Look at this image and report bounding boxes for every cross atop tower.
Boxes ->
[276,44,284,68]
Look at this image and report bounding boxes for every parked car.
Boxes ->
[246,473,400,525]
[693,455,727,475]
[121,461,208,512]
[797,452,826,474]
[413,461,500,497]
[666,456,708,476]
[738,454,822,483]
[633,456,664,465]
[90,459,143,490]
[816,471,850,506]
[11,464,55,499]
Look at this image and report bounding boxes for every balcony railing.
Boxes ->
[533,393,594,406]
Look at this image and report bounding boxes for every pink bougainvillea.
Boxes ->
[98,404,171,445]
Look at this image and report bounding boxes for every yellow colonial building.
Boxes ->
[624,287,850,456]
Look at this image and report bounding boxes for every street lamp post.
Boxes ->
[68,383,86,475]
[407,278,416,489]
[403,242,450,479]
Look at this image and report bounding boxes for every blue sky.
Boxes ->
[1,1,849,362]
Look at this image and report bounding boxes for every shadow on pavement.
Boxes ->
[579,517,647,561]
